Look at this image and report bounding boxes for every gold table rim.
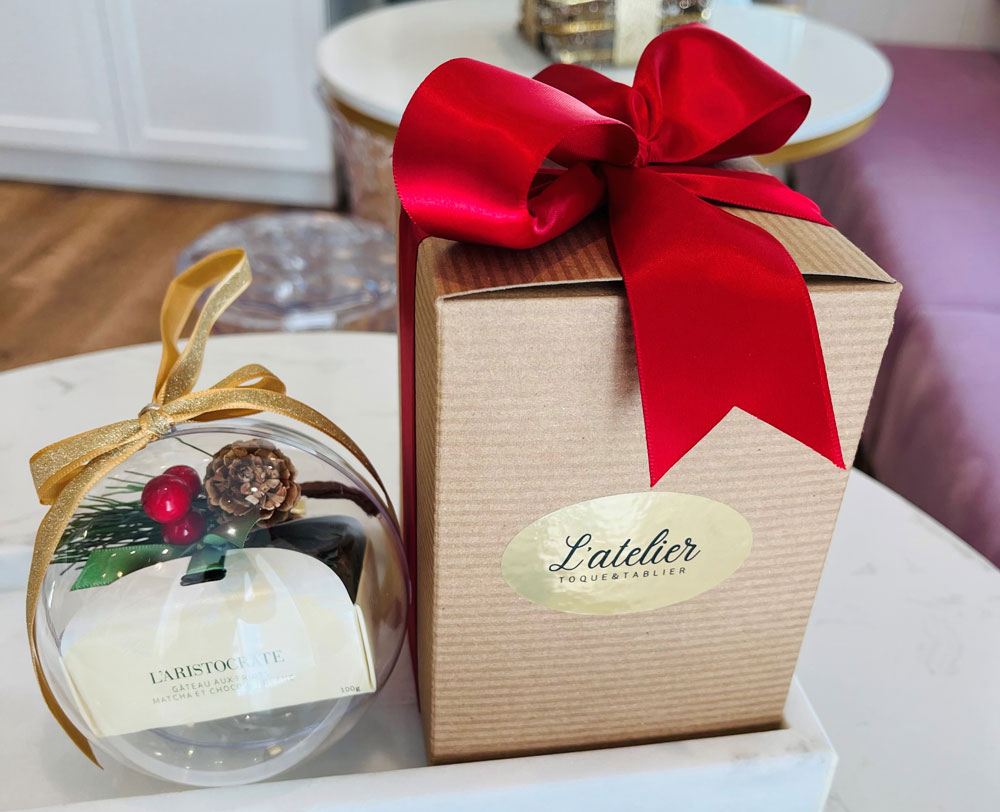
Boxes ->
[330,97,881,165]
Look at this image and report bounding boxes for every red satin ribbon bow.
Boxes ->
[394,26,844,517]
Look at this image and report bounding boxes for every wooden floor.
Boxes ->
[0,182,280,371]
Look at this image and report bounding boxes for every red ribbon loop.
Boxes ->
[394,24,845,491]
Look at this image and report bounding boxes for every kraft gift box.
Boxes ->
[411,207,899,764]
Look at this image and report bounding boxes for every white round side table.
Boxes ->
[317,0,892,226]
[0,333,996,811]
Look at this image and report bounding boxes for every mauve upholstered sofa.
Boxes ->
[796,45,1000,565]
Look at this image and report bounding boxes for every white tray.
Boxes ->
[0,545,834,812]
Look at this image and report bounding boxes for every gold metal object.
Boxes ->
[521,0,714,66]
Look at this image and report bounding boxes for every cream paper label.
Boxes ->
[60,547,376,738]
[502,492,752,614]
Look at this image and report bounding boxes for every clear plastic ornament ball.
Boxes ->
[36,418,408,787]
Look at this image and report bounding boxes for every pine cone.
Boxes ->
[204,440,301,526]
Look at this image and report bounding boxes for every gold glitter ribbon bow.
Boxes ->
[27,249,397,765]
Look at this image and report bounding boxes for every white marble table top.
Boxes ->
[317,0,892,146]
[1,333,997,811]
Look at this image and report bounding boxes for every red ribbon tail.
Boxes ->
[604,167,844,486]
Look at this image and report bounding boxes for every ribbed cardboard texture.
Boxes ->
[413,208,899,764]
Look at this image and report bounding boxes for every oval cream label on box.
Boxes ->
[501,492,752,614]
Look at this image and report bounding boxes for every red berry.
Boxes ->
[163,465,202,496]
[161,510,206,546]
[142,475,192,523]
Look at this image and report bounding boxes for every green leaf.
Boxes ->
[181,509,263,585]
[71,544,190,590]
[180,545,230,585]
[197,510,262,550]
[68,509,263,590]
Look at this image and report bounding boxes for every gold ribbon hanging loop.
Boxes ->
[27,250,397,765]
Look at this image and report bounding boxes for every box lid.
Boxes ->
[421,208,895,302]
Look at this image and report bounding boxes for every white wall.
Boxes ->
[804,0,1000,47]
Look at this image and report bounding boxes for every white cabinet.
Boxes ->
[104,0,329,172]
[0,0,122,153]
[0,0,332,205]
